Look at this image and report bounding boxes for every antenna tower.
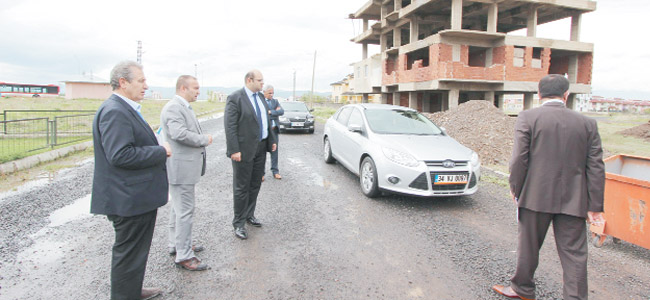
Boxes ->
[137,40,142,64]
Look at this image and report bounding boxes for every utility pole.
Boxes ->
[137,41,142,64]
[292,70,296,101]
[310,50,317,109]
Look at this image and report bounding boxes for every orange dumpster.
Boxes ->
[590,154,650,249]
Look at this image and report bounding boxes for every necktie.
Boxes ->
[136,110,146,122]
[252,93,263,141]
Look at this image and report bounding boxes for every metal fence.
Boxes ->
[0,110,95,163]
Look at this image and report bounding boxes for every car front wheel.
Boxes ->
[360,157,380,198]
[323,137,335,164]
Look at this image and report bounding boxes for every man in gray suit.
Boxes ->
[224,70,277,240]
[91,61,171,299]
[161,75,212,271]
[263,85,284,180]
[492,74,606,300]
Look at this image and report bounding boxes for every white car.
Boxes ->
[323,104,480,198]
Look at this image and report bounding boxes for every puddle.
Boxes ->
[48,194,92,227]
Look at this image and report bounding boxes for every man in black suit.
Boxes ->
[91,61,171,300]
[224,70,277,240]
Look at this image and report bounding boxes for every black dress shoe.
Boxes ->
[247,217,262,227]
[234,227,247,239]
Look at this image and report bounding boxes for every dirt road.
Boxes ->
[0,117,648,299]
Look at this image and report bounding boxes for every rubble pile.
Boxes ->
[424,100,516,166]
[619,120,650,141]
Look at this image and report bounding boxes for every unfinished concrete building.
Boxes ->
[349,0,596,112]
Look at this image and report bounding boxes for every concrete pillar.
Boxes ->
[571,14,581,42]
[394,0,402,11]
[566,93,576,110]
[393,92,400,106]
[448,89,459,109]
[362,43,368,59]
[363,19,369,31]
[486,48,493,66]
[568,55,578,83]
[523,93,534,110]
[484,91,495,102]
[527,6,537,37]
[495,94,504,110]
[451,0,463,30]
[409,92,418,110]
[487,3,498,33]
[381,93,390,104]
[362,94,369,103]
[380,33,387,52]
[452,44,461,62]
[394,27,402,48]
[410,16,419,43]
[423,95,431,112]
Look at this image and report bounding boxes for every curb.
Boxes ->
[0,141,93,175]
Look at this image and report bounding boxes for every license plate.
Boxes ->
[291,122,304,127]
[434,174,468,184]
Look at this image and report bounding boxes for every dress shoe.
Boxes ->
[169,245,205,256]
[273,173,282,180]
[247,217,262,227]
[492,285,535,300]
[175,257,209,271]
[141,287,162,300]
[234,227,248,239]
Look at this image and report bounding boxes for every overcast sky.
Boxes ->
[1,0,648,99]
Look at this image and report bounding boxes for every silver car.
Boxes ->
[323,104,480,198]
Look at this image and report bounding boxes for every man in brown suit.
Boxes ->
[492,74,606,300]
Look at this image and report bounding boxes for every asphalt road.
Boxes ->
[0,116,648,299]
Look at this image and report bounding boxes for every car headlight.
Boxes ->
[279,116,288,122]
[470,151,480,167]
[382,147,420,167]
[307,115,314,121]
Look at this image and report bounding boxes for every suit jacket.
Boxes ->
[224,88,277,162]
[91,94,169,217]
[160,95,210,185]
[264,97,284,127]
[509,101,605,218]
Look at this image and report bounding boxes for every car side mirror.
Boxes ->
[348,124,362,133]
[309,108,314,112]
[440,127,447,134]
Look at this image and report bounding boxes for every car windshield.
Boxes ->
[281,102,309,112]
[364,109,443,135]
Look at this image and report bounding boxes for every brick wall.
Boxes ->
[577,53,593,84]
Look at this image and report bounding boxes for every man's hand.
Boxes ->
[275,107,281,111]
[510,190,516,204]
[231,152,241,162]
[163,142,172,157]
[271,143,277,152]
[587,211,605,226]
[207,134,213,145]
[268,110,272,115]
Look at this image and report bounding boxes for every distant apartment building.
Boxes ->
[348,0,596,112]
[590,96,650,113]
[331,74,381,103]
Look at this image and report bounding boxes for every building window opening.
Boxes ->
[401,0,411,7]
[513,46,525,67]
[406,47,430,70]
[468,46,488,67]
[532,47,542,68]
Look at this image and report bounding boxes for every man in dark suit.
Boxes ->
[224,70,277,240]
[262,85,284,180]
[91,61,171,300]
[161,75,212,271]
[492,74,606,300]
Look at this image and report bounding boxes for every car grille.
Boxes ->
[425,160,468,167]
[430,171,469,191]
[290,117,306,122]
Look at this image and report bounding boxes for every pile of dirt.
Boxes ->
[423,100,516,166]
[618,120,650,141]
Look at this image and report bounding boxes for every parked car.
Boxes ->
[323,104,480,198]
[278,101,315,133]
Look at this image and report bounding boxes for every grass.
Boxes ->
[312,107,337,122]
[586,113,650,158]
[0,97,225,163]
